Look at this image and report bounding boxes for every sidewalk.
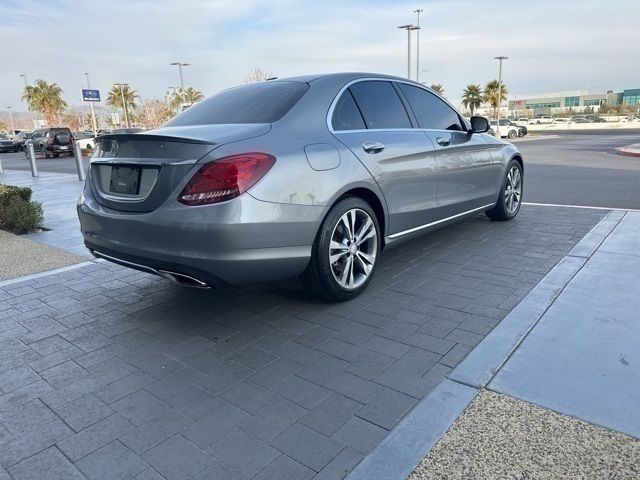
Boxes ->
[0,170,87,256]
[350,209,640,479]
[489,210,640,437]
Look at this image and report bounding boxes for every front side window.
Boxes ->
[349,81,412,129]
[167,81,309,126]
[331,90,365,131]
[398,83,464,131]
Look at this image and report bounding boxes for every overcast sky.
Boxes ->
[2,0,639,112]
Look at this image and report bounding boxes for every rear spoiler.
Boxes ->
[96,133,215,145]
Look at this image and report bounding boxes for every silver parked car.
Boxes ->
[78,73,523,301]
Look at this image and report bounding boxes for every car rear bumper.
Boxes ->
[77,191,324,285]
[49,145,73,153]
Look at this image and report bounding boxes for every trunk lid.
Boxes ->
[89,124,270,212]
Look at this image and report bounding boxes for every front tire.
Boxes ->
[302,197,380,301]
[507,129,517,139]
[486,159,523,221]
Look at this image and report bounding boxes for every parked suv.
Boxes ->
[28,127,74,158]
[499,119,527,137]
[0,133,17,152]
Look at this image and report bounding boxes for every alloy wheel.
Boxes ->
[504,165,522,214]
[329,208,377,290]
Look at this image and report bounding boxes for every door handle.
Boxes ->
[362,141,385,154]
[436,136,451,146]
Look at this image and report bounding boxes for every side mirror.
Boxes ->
[470,116,490,133]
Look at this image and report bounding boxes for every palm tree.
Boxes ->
[429,84,445,96]
[22,79,67,125]
[484,80,508,118]
[107,85,138,113]
[462,84,483,115]
[168,87,204,110]
[107,85,138,127]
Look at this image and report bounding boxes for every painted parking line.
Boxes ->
[523,202,640,213]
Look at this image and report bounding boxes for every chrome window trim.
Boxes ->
[327,77,472,134]
[386,204,494,240]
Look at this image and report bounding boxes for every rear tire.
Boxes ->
[486,159,523,221]
[301,197,380,301]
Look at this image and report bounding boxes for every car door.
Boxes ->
[330,80,439,235]
[397,83,501,217]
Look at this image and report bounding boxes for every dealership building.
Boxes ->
[508,88,640,115]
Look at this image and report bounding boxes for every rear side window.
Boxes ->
[349,81,411,129]
[167,81,309,126]
[331,90,365,131]
[398,84,464,131]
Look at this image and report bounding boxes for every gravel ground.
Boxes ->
[408,390,640,480]
[0,230,85,281]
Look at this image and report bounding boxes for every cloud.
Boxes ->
[1,0,638,112]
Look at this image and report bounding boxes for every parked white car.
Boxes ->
[534,116,554,124]
[73,132,96,151]
[490,121,519,139]
[517,118,531,124]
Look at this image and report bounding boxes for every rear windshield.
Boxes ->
[167,81,309,126]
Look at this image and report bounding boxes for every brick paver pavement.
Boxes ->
[0,205,605,479]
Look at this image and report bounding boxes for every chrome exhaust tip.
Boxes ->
[157,270,210,289]
[91,250,210,289]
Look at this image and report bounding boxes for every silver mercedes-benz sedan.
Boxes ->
[78,72,523,301]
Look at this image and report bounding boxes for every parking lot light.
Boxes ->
[494,55,508,138]
[170,62,190,91]
[114,83,130,128]
[5,106,15,133]
[397,25,420,79]
[414,9,423,81]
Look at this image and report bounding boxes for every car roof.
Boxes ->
[272,72,413,85]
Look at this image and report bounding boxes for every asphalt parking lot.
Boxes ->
[2,129,639,209]
[0,205,605,479]
[518,129,640,209]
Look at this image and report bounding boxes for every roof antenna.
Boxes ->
[265,77,278,81]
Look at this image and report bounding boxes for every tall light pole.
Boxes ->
[418,69,429,84]
[414,9,423,81]
[114,83,130,127]
[84,73,98,136]
[397,25,420,79]
[5,107,15,133]
[170,62,190,91]
[494,56,508,138]
[20,74,34,128]
[167,86,182,114]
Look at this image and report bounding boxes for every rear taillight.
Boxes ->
[178,152,276,206]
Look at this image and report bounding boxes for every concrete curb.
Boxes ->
[447,255,587,389]
[449,209,622,389]
[0,260,97,288]
[568,210,626,258]
[346,380,477,480]
[346,209,623,480]
[616,143,640,157]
